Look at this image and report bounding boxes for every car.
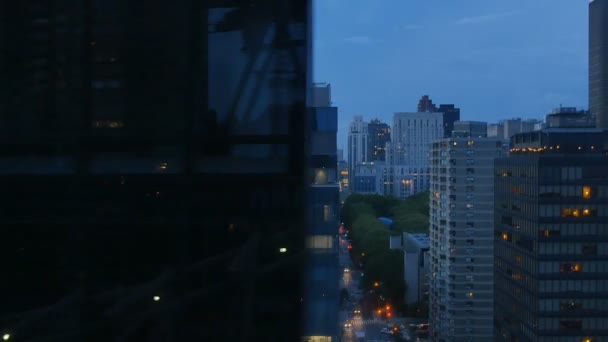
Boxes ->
[343,321,353,332]
[344,267,350,273]
[380,327,393,335]
[353,309,361,315]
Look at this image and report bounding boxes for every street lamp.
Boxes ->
[2,334,10,341]
[153,295,160,302]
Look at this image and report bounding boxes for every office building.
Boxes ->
[438,104,462,138]
[415,96,461,138]
[311,82,332,107]
[418,95,437,112]
[488,118,542,140]
[0,1,311,340]
[452,121,488,138]
[305,83,340,341]
[487,123,505,140]
[428,135,507,342]
[352,162,379,194]
[546,107,595,128]
[494,128,608,342]
[337,148,344,162]
[368,119,391,162]
[391,112,445,195]
[590,0,608,128]
[348,115,369,186]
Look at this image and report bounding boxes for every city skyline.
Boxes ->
[314,0,588,150]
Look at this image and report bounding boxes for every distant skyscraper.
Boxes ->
[311,82,332,107]
[452,121,488,138]
[418,95,437,112]
[437,104,461,138]
[495,128,608,341]
[415,96,460,137]
[367,119,391,161]
[348,116,368,186]
[428,135,506,342]
[590,0,608,128]
[391,112,444,196]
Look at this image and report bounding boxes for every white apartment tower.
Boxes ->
[428,136,507,342]
[390,112,444,197]
[348,115,368,186]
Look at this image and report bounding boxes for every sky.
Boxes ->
[313,0,589,151]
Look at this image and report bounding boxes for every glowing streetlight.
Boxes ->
[153,295,160,302]
[2,334,10,341]
[279,247,287,253]
[374,282,379,287]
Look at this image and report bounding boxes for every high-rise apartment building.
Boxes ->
[348,115,369,186]
[368,119,391,162]
[494,128,608,341]
[0,1,311,340]
[429,135,507,342]
[590,0,608,128]
[391,112,445,196]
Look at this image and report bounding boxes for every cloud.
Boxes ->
[344,36,373,44]
[455,11,520,25]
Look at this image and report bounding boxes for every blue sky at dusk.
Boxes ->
[313,0,589,150]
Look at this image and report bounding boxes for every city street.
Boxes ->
[338,234,428,342]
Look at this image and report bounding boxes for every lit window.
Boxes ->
[468,292,474,297]
[502,233,509,241]
[582,186,592,199]
[583,209,591,216]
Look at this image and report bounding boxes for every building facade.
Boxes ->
[391,112,445,196]
[452,121,488,138]
[367,119,391,162]
[305,89,340,340]
[494,128,608,342]
[0,1,312,341]
[428,136,507,342]
[546,107,595,129]
[403,233,431,305]
[352,162,379,194]
[348,115,368,187]
[590,0,608,128]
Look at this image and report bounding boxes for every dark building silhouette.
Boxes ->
[590,0,608,128]
[495,128,608,341]
[418,95,437,112]
[415,96,460,137]
[0,1,312,341]
[367,119,391,161]
[437,104,461,138]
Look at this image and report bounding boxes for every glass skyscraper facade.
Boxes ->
[0,1,312,340]
[590,0,608,128]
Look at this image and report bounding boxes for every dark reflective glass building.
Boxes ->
[590,0,608,128]
[0,1,312,340]
[495,128,608,342]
